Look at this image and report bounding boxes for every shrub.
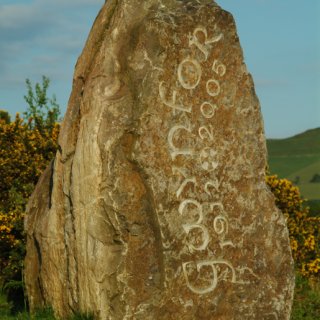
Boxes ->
[0,77,60,312]
[310,173,320,183]
[266,175,320,279]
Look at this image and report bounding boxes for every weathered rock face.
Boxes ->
[24,0,295,319]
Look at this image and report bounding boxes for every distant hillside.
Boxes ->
[267,128,320,157]
[267,127,320,200]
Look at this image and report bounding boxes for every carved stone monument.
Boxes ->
[24,0,295,319]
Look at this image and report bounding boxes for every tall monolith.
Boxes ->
[24,0,295,319]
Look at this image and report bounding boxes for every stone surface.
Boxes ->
[24,0,295,319]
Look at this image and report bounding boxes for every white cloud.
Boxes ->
[0,4,37,28]
[0,0,103,73]
[53,0,103,5]
[0,0,104,114]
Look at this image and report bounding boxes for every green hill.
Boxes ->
[267,127,320,156]
[267,127,320,200]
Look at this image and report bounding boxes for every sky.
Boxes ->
[0,0,319,138]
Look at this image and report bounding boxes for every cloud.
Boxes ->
[0,3,43,29]
[53,0,103,5]
[0,5,53,43]
[0,0,104,115]
[0,0,104,84]
[0,0,104,51]
[0,0,103,40]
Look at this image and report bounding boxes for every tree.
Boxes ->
[23,75,61,133]
[310,174,320,183]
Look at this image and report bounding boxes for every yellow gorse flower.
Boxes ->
[266,175,320,279]
[0,114,60,280]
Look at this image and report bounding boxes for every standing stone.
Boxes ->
[24,0,295,319]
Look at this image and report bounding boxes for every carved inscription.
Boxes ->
[182,260,236,295]
[159,26,237,295]
[200,102,217,119]
[199,147,218,171]
[159,82,192,113]
[172,167,196,198]
[188,26,223,61]
[206,79,220,97]
[178,58,202,89]
[168,125,194,160]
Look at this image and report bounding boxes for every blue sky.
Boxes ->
[0,0,319,138]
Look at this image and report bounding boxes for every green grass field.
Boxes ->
[287,161,320,200]
[267,128,320,201]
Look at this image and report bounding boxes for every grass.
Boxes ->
[0,293,94,319]
[268,155,320,179]
[287,161,320,200]
[267,127,320,201]
[1,274,319,319]
[291,274,320,319]
[0,293,55,319]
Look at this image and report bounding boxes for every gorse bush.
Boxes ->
[0,77,60,312]
[266,175,320,278]
[0,114,59,209]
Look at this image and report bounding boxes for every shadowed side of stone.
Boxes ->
[24,0,295,319]
[24,161,53,311]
